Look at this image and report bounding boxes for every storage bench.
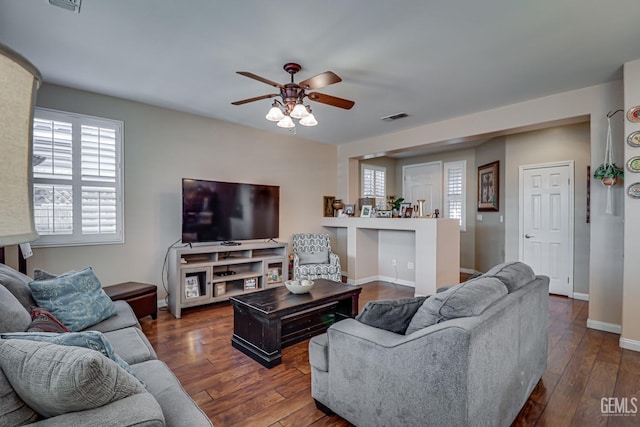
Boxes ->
[104,281,158,320]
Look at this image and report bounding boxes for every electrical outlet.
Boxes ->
[407,262,414,270]
[391,259,397,267]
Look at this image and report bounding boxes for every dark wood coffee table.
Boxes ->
[230,279,361,368]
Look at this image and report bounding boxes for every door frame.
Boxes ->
[518,160,575,296]
[402,161,442,210]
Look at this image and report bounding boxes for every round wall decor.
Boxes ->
[627,156,640,172]
[627,106,640,122]
[628,131,640,147]
[628,182,640,198]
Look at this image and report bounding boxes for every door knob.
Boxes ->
[525,234,534,239]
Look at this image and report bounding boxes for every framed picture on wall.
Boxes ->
[323,196,335,217]
[478,161,499,211]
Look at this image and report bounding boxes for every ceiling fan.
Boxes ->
[231,63,355,128]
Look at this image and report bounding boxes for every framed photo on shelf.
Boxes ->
[400,202,412,217]
[184,275,200,299]
[478,161,499,211]
[360,205,373,218]
[267,267,282,284]
[244,277,258,290]
[376,210,391,218]
[344,204,355,216]
[323,196,335,217]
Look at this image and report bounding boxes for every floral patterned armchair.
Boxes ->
[292,233,342,282]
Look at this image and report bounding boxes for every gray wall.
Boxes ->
[474,137,506,272]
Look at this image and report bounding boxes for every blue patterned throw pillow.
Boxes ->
[28,267,116,332]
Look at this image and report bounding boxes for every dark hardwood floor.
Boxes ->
[140,281,640,427]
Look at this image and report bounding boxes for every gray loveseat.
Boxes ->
[309,262,549,427]
[0,263,212,427]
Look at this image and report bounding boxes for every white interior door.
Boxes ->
[402,162,442,214]
[520,162,573,296]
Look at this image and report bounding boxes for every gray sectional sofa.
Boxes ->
[0,263,212,427]
[309,262,549,427]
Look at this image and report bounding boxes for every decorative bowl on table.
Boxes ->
[285,279,314,294]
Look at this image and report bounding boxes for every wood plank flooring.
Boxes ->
[140,282,640,427]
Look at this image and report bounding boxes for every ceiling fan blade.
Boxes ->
[299,71,342,90]
[231,93,278,105]
[236,71,284,88]
[307,92,355,110]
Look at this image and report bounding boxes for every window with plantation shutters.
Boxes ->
[443,160,466,231]
[32,108,124,247]
[361,164,386,209]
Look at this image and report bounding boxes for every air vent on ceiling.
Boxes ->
[381,112,409,122]
[49,0,81,13]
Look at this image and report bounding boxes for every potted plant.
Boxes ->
[593,163,624,186]
[390,197,404,217]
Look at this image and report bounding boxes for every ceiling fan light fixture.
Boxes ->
[265,104,285,121]
[290,102,309,119]
[299,107,318,127]
[277,115,295,129]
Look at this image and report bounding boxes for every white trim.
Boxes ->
[402,161,443,213]
[157,299,167,308]
[518,161,575,297]
[460,267,478,275]
[620,337,640,352]
[443,160,467,231]
[349,274,416,287]
[378,275,415,287]
[572,292,589,301]
[587,318,621,334]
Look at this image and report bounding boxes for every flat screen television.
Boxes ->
[181,178,279,244]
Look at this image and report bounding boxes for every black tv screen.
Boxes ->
[181,179,279,243]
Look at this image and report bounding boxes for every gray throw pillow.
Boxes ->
[28,267,116,332]
[484,261,536,293]
[405,276,508,335]
[356,296,428,334]
[0,339,145,418]
[0,263,37,310]
[0,366,38,425]
[0,285,31,334]
[298,248,330,265]
[1,331,141,384]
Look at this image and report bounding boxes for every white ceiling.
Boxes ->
[1,1,639,146]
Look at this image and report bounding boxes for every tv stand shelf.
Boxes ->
[167,241,288,318]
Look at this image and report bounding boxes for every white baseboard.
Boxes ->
[573,292,589,301]
[620,337,640,352]
[377,275,415,287]
[157,299,167,308]
[460,267,478,275]
[587,318,621,334]
[351,275,416,287]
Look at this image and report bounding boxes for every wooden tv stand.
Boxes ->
[167,241,288,318]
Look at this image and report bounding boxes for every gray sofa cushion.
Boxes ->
[134,359,213,427]
[28,267,117,332]
[103,327,157,365]
[0,366,38,425]
[0,285,31,333]
[356,296,428,334]
[86,300,141,332]
[405,276,508,335]
[0,264,36,310]
[0,339,145,418]
[485,261,536,293]
[298,248,330,265]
